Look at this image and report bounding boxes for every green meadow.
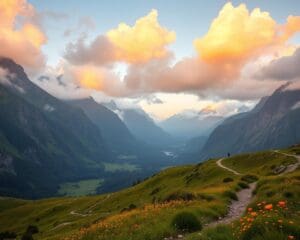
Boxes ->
[0,146,299,240]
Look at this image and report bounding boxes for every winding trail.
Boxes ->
[273,150,300,175]
[216,158,241,176]
[208,158,256,226]
[207,182,256,227]
[165,158,255,240]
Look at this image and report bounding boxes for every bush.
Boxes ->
[223,191,238,201]
[121,203,137,212]
[241,175,258,183]
[26,225,39,235]
[238,181,249,189]
[198,193,215,201]
[284,191,294,198]
[21,225,39,240]
[0,231,17,239]
[150,187,160,195]
[164,191,196,202]
[171,211,202,232]
[21,233,33,240]
[223,177,234,183]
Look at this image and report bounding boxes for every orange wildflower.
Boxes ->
[264,204,273,210]
[250,212,257,217]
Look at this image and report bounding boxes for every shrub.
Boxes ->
[150,187,160,195]
[198,193,215,201]
[171,211,202,232]
[120,203,137,212]
[238,181,249,189]
[241,175,258,183]
[223,177,234,183]
[223,191,238,201]
[26,225,39,235]
[21,225,39,240]
[266,191,275,197]
[21,233,33,240]
[164,191,196,202]
[284,191,294,198]
[0,231,17,239]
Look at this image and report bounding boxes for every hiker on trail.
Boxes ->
[227,153,230,157]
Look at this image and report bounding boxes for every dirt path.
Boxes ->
[216,158,241,175]
[50,222,71,231]
[207,182,256,227]
[69,193,112,217]
[165,159,254,240]
[273,150,300,175]
[167,152,300,239]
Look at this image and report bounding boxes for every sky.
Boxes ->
[0,0,300,120]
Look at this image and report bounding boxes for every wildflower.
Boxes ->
[278,201,286,207]
[250,212,257,217]
[264,204,273,210]
[248,207,253,212]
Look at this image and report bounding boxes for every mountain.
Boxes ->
[200,84,300,159]
[160,111,224,140]
[69,98,137,154]
[103,101,173,147]
[0,58,109,198]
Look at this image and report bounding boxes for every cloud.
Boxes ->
[0,67,25,93]
[78,16,96,30]
[107,9,175,63]
[64,9,175,65]
[65,35,115,65]
[142,95,164,104]
[0,0,47,70]
[122,3,300,96]
[62,3,299,101]
[257,47,300,80]
[194,3,300,65]
[0,68,11,85]
[63,16,95,37]
[69,65,127,97]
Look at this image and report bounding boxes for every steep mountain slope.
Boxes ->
[122,109,172,146]
[200,85,300,159]
[69,98,137,154]
[103,101,173,147]
[0,146,299,240]
[0,58,109,198]
[160,112,223,140]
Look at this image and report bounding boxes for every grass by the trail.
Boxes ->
[186,168,300,240]
[103,162,139,172]
[57,179,104,197]
[0,147,299,240]
[221,150,296,176]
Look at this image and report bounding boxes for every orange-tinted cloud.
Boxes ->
[0,0,46,70]
[65,9,175,65]
[70,65,126,97]
[194,3,300,65]
[65,3,299,100]
[74,66,104,90]
[107,9,175,63]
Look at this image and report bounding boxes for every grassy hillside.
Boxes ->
[0,146,299,240]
